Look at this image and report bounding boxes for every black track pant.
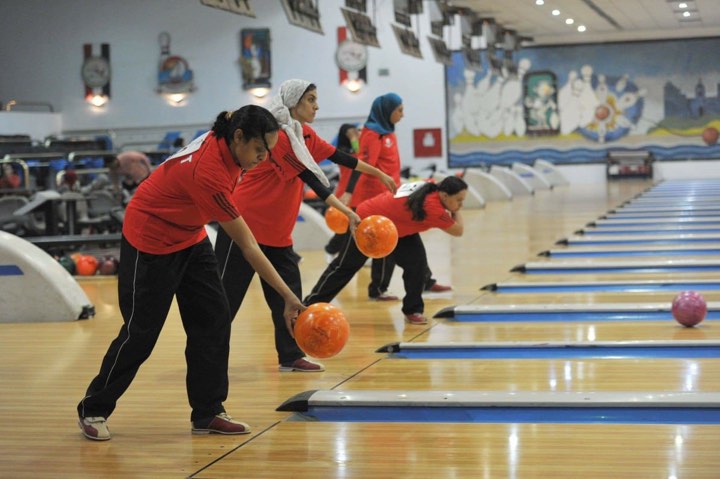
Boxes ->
[214,227,304,365]
[78,236,231,423]
[369,244,436,298]
[305,233,427,315]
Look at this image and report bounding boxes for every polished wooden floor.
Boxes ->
[1,178,719,478]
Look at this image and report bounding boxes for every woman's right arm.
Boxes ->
[443,211,464,237]
[218,216,304,331]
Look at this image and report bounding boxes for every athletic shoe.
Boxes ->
[404,313,429,325]
[78,416,111,441]
[191,412,251,435]
[279,357,325,372]
[369,292,400,301]
[425,283,452,292]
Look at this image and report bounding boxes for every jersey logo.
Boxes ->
[394,181,424,198]
[384,137,394,148]
[165,131,209,162]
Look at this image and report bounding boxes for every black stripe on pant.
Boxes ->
[214,227,304,365]
[305,233,427,315]
[78,236,231,423]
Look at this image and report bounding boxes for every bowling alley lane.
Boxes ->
[420,320,720,344]
[195,422,720,479]
[336,357,720,393]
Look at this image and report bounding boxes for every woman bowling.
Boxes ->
[214,79,396,372]
[304,176,467,325]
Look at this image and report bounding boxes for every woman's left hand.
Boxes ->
[380,172,397,193]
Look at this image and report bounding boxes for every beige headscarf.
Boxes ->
[268,79,330,187]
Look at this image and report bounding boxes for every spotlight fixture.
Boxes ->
[565,18,574,24]
[87,93,109,107]
[552,9,560,16]
[249,87,271,98]
[577,25,587,32]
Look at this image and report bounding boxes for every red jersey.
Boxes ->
[232,124,336,247]
[123,132,241,254]
[350,128,401,208]
[333,150,357,197]
[356,190,454,238]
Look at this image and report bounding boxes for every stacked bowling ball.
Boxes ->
[55,253,119,276]
[75,255,99,276]
[98,255,119,276]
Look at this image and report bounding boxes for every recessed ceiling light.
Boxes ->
[577,25,587,32]
[678,2,688,8]
[552,9,560,15]
[535,0,544,5]
[683,10,691,17]
[566,18,575,25]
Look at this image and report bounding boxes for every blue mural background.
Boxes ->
[447,37,720,167]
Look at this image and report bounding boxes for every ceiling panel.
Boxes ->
[448,0,720,44]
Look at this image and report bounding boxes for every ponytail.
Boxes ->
[211,105,280,147]
[406,176,468,221]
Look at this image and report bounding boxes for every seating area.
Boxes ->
[0,132,179,253]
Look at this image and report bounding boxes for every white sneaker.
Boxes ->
[79,416,111,441]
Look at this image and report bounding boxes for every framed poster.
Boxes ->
[240,28,271,89]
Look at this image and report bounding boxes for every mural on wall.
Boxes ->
[446,37,720,167]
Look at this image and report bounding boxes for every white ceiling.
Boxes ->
[447,0,720,45]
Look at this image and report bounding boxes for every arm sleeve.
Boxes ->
[327,149,359,169]
[345,170,361,193]
[299,168,333,201]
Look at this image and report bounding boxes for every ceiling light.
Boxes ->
[535,0,544,5]
[678,2,688,8]
[577,25,586,32]
[683,10,691,17]
[566,18,574,24]
[552,9,560,16]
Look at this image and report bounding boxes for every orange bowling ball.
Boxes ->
[294,303,350,359]
[325,206,349,234]
[355,215,398,258]
[76,255,99,276]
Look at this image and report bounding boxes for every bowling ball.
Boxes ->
[325,206,349,234]
[671,291,707,327]
[355,215,398,259]
[294,302,350,359]
[76,255,99,276]
[98,256,118,275]
[702,127,719,146]
[58,255,76,275]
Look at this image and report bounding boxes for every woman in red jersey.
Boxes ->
[214,79,396,372]
[345,93,450,301]
[78,106,304,441]
[304,176,468,325]
[324,123,360,260]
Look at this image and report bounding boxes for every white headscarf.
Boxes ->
[268,79,330,187]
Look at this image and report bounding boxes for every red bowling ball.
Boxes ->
[671,291,707,327]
